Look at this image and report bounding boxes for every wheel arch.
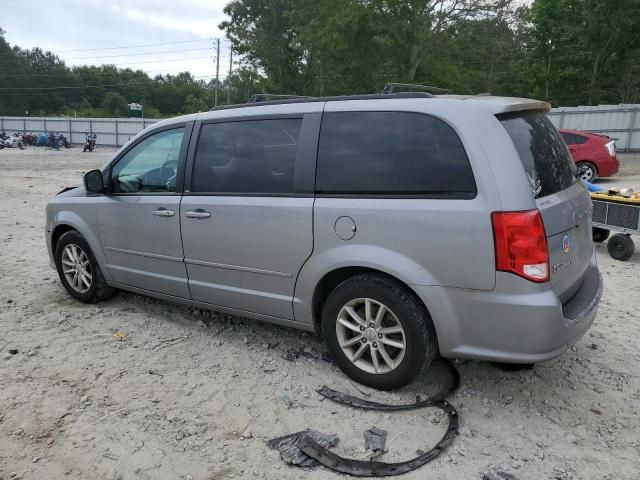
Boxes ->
[310,266,436,343]
[49,212,111,281]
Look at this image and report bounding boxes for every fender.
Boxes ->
[293,244,440,326]
[49,210,112,282]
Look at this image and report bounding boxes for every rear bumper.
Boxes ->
[413,264,603,363]
[596,155,619,177]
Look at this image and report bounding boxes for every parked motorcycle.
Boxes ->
[59,134,71,148]
[21,132,38,146]
[0,132,26,150]
[83,133,97,152]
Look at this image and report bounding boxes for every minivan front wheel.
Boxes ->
[322,274,437,390]
[55,231,114,303]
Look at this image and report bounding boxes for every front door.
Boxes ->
[97,126,191,298]
[180,117,315,319]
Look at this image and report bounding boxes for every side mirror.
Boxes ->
[84,169,104,193]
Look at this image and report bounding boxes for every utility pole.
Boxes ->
[227,47,233,105]
[214,38,220,108]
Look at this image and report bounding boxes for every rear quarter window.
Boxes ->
[499,111,576,198]
[315,111,476,197]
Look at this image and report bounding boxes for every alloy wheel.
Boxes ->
[61,244,92,293]
[335,298,406,374]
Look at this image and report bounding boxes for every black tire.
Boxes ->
[607,234,635,261]
[54,231,115,303]
[577,161,598,181]
[18,142,25,150]
[592,227,610,243]
[321,274,437,390]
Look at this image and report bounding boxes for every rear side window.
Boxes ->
[315,112,476,197]
[560,132,587,145]
[499,111,576,198]
[192,118,302,194]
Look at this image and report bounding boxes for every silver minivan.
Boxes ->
[46,93,603,389]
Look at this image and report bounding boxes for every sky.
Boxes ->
[1,0,233,80]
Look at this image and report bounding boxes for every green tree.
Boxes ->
[102,92,129,116]
[183,94,208,113]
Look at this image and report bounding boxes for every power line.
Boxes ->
[0,75,217,91]
[64,47,213,61]
[56,38,219,53]
[0,55,233,72]
[0,56,223,72]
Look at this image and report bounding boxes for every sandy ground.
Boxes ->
[1,146,639,480]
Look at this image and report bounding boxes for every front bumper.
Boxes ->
[413,265,603,363]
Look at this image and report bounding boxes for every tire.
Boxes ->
[592,227,610,243]
[54,231,114,303]
[321,274,437,390]
[18,142,25,150]
[607,234,635,261]
[577,161,597,181]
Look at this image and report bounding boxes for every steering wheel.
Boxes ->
[162,159,179,191]
[118,177,139,193]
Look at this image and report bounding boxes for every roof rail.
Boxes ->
[381,83,449,95]
[208,92,434,112]
[248,93,309,103]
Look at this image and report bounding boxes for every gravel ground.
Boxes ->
[1,146,639,480]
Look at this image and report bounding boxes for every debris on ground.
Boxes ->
[364,426,387,458]
[267,429,339,467]
[483,469,516,480]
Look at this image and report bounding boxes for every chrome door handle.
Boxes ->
[152,208,175,217]
[184,210,211,219]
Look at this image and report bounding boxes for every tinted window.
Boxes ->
[572,133,588,144]
[193,119,302,194]
[315,112,476,196]
[560,132,587,145]
[499,112,576,198]
[111,128,184,193]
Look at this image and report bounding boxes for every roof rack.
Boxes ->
[248,93,310,103]
[208,92,434,112]
[381,83,449,95]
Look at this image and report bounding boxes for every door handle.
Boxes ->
[152,208,175,217]
[184,209,211,219]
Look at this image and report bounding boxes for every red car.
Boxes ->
[559,129,619,181]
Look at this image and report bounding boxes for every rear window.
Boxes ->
[499,111,576,198]
[315,111,476,197]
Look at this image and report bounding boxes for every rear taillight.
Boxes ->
[605,140,616,157]
[491,210,549,283]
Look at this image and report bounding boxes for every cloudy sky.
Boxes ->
[1,0,232,80]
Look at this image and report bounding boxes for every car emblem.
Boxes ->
[562,234,571,254]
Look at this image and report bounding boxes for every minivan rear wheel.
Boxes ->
[321,274,437,390]
[55,231,114,303]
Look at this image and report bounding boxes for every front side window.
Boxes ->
[192,118,302,194]
[315,111,476,196]
[111,128,185,193]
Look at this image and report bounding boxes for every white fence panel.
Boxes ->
[0,116,161,146]
[2,106,639,150]
[548,104,640,151]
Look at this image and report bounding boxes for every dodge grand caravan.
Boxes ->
[46,93,603,389]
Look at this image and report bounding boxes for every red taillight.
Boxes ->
[491,210,549,283]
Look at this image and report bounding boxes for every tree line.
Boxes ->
[1,0,639,119]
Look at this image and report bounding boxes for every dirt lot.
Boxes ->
[1,147,639,480]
